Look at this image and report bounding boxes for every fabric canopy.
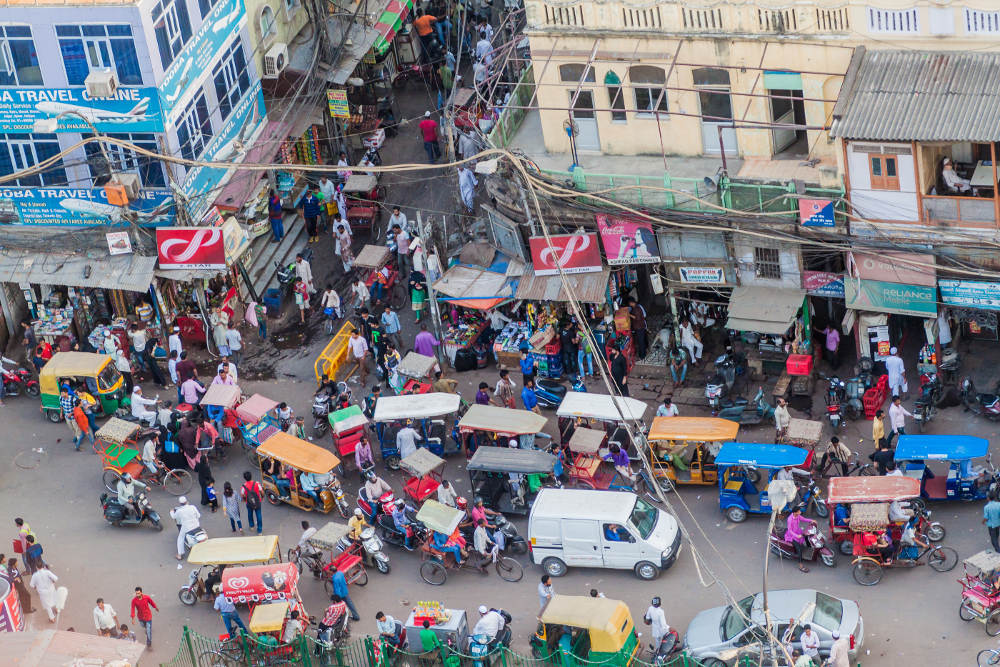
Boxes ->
[433,264,513,310]
[373,392,462,421]
[372,0,414,56]
[726,286,805,334]
[0,251,155,292]
[457,404,547,435]
[556,392,647,421]
[827,476,921,504]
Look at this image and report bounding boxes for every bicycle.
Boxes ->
[198,632,245,666]
[102,459,192,496]
[815,450,875,478]
[288,545,326,578]
[979,645,1000,666]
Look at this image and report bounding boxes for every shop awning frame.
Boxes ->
[433,264,514,310]
[725,286,805,335]
[515,266,610,304]
[372,0,414,56]
[0,251,156,293]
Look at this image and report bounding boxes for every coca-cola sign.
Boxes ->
[157,227,226,269]
[528,233,603,276]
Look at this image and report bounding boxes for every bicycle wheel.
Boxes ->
[102,469,122,493]
[288,549,302,573]
[852,559,882,586]
[987,609,1000,637]
[978,649,1000,666]
[496,556,523,582]
[928,546,958,572]
[198,651,241,667]
[420,560,447,585]
[163,469,193,496]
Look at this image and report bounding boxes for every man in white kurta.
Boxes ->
[30,565,59,621]
[644,597,670,648]
[885,346,906,397]
[295,254,314,293]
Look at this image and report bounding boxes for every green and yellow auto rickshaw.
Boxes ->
[39,352,125,422]
[531,595,640,666]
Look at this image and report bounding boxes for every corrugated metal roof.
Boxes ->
[0,252,156,292]
[514,266,609,303]
[831,50,1000,142]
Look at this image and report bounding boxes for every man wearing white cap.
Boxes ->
[825,630,850,667]
[885,346,906,397]
[103,330,120,356]
[169,496,201,560]
[472,605,503,642]
[168,326,183,358]
[130,386,158,426]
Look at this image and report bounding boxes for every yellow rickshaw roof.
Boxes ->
[249,601,290,633]
[39,352,112,377]
[540,595,634,652]
[648,417,740,442]
[187,535,280,565]
[256,432,341,473]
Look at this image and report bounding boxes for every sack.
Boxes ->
[245,482,262,510]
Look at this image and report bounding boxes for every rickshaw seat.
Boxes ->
[104,443,138,468]
[724,480,744,493]
[925,475,948,499]
[331,550,362,574]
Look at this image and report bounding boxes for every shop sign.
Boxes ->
[851,251,936,286]
[799,198,835,227]
[0,187,174,226]
[528,233,602,275]
[0,86,165,133]
[221,216,250,265]
[867,324,892,360]
[679,267,725,284]
[106,231,132,256]
[0,578,24,632]
[327,89,350,118]
[595,215,659,265]
[156,227,226,270]
[939,279,1000,311]
[845,278,937,317]
[802,271,845,298]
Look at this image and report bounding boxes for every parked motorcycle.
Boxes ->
[705,351,738,411]
[533,378,568,409]
[650,629,683,665]
[961,378,1000,420]
[714,387,775,425]
[312,390,332,437]
[914,372,942,432]
[820,374,847,433]
[797,476,828,519]
[336,526,391,574]
[0,359,39,398]
[769,517,837,567]
[100,491,162,530]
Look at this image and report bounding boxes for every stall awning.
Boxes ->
[725,286,805,334]
[515,266,610,304]
[326,17,381,84]
[0,251,156,293]
[373,0,414,56]
[433,265,513,310]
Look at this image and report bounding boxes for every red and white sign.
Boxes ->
[222,563,299,604]
[157,227,226,270]
[528,233,603,276]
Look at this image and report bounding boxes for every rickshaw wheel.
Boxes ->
[634,561,659,580]
[45,409,62,423]
[541,557,567,577]
[420,560,447,585]
[929,546,958,572]
[102,470,122,493]
[987,610,1000,637]
[655,476,675,494]
[852,559,883,585]
[839,540,854,556]
[725,506,747,523]
[245,446,260,466]
[977,648,1000,666]
[265,490,282,506]
[164,469,193,495]
[288,549,302,572]
[353,569,369,586]
[927,522,946,542]
[567,479,595,490]
[385,455,401,471]
[859,465,876,476]
[910,497,927,513]
[178,587,197,606]
[960,599,978,621]
[496,556,523,582]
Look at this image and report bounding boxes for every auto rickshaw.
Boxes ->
[556,392,648,452]
[456,404,548,456]
[256,432,348,514]
[530,595,640,666]
[959,550,1000,635]
[467,446,556,515]
[646,417,739,493]
[894,434,995,506]
[717,442,808,523]
[178,535,281,605]
[373,392,462,467]
[39,351,125,422]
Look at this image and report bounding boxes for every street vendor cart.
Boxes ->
[342,173,384,238]
[354,244,404,309]
[397,351,439,394]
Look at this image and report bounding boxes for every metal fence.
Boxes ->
[487,65,536,149]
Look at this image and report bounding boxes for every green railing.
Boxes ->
[487,65,535,148]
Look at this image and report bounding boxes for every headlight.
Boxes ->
[661,547,673,559]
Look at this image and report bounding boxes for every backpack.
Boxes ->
[244,482,262,510]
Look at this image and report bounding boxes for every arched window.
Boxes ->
[692,67,730,87]
[260,6,277,39]
[559,63,595,83]
[629,65,667,116]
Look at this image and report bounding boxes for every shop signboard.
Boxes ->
[156,227,226,270]
[221,216,250,264]
[799,198,835,227]
[0,86,164,133]
[938,279,1000,311]
[679,267,725,284]
[845,278,937,317]
[851,251,936,286]
[528,233,602,275]
[867,324,892,360]
[106,231,132,255]
[802,271,845,298]
[0,187,173,226]
[595,215,659,265]
[327,89,350,118]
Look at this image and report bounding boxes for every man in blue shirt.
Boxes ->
[521,378,539,413]
[381,306,402,350]
[213,589,248,637]
[298,186,322,243]
[391,499,414,549]
[330,566,361,621]
[983,493,1000,551]
[519,349,536,386]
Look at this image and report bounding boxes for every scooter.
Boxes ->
[961,378,1000,420]
[493,514,528,555]
[650,629,683,665]
[312,390,332,437]
[533,379,568,409]
[0,359,39,398]
[715,387,774,425]
[820,374,847,433]
[705,352,738,411]
[336,526,392,574]
[315,610,351,656]
[182,525,208,553]
[100,491,163,530]
[769,518,837,568]
[914,372,942,432]
[357,489,397,523]
[797,477,828,519]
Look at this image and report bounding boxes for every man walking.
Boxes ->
[214,587,248,637]
[418,111,441,163]
[298,186,322,243]
[169,496,201,560]
[349,330,370,385]
[774,398,791,442]
[381,305,402,350]
[93,597,120,637]
[538,574,554,612]
[330,565,361,621]
[887,395,911,448]
[493,369,516,408]
[984,493,1000,552]
[609,347,629,396]
[29,564,59,623]
[225,322,243,368]
[130,587,158,647]
[241,471,264,535]
[885,347,907,398]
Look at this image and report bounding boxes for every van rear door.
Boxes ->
[561,519,603,567]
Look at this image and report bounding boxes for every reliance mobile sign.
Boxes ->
[528,234,602,275]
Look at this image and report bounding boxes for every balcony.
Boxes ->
[922,195,997,228]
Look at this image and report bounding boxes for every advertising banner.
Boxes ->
[595,215,659,265]
[938,279,1000,311]
[0,86,164,133]
[0,188,173,226]
[851,251,936,286]
[799,198,835,227]
[327,89,349,118]
[845,278,937,317]
[528,233,602,275]
[221,563,298,603]
[679,267,725,284]
[106,231,132,255]
[802,271,845,298]
[157,227,227,269]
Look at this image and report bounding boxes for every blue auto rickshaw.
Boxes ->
[717,442,809,523]
[894,434,993,505]
[371,392,462,469]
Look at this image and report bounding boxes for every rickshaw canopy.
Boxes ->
[330,405,368,433]
[373,393,461,422]
[94,417,140,444]
[38,352,114,392]
[458,404,548,435]
[201,383,241,408]
[343,173,377,193]
[415,500,464,534]
[256,432,341,474]
[249,601,291,633]
[715,442,808,468]
[400,448,445,477]
[556,393,647,422]
[539,595,635,654]
[467,446,557,474]
[648,417,740,442]
[397,352,438,380]
[827,476,921,504]
[307,522,351,551]
[848,502,889,531]
[222,562,299,603]
[187,535,280,565]
[354,244,392,269]
[894,434,990,461]
[568,427,606,455]
[965,550,1000,574]
[237,394,279,423]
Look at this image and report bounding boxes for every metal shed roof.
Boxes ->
[0,251,156,292]
[467,446,557,473]
[831,48,1000,142]
[515,266,610,304]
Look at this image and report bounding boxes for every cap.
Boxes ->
[173,326,180,332]
[179,496,188,504]
[425,110,431,117]
[890,346,898,354]
[831,630,840,639]
[478,605,488,614]
[354,508,363,517]
[508,438,518,448]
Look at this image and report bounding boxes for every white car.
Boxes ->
[683,589,862,666]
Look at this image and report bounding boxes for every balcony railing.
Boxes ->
[922,195,997,227]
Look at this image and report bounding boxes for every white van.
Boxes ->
[527,488,682,580]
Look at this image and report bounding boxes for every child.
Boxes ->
[276,402,294,430]
[119,623,136,641]
[206,477,218,512]
[293,278,309,324]
[475,382,491,405]
[222,482,243,533]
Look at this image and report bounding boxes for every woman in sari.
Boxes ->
[408,269,427,323]
[337,224,354,273]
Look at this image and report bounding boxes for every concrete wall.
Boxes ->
[845,142,919,221]
[733,241,801,289]
[243,0,310,78]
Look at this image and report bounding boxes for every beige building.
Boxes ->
[244,0,311,84]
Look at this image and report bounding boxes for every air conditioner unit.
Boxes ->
[85,68,118,98]
[263,43,289,78]
[112,173,141,201]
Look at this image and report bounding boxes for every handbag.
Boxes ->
[12,538,23,554]
[165,437,179,454]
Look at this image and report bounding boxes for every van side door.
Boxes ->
[560,519,603,567]
[600,524,643,569]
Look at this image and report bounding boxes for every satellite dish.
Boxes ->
[562,119,578,137]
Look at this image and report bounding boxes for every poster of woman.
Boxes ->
[595,215,659,264]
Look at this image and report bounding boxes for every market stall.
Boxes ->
[404,602,468,650]
[441,310,488,367]
[725,286,809,378]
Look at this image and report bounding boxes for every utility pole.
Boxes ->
[417,210,447,367]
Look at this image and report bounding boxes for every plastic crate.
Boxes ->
[786,354,813,376]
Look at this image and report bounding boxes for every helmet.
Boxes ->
[395,499,405,507]
[456,496,468,510]
[366,470,377,482]
[651,597,661,607]
[121,473,132,483]
[354,508,363,517]
[508,438,518,448]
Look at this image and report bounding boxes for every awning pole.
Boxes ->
[417,211,446,367]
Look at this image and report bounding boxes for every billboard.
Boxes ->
[798,198,835,227]
[938,279,1000,311]
[845,278,937,317]
[802,271,845,298]
[0,86,164,133]
[679,267,725,284]
[528,233,602,276]
[595,215,659,265]
[0,187,173,226]
[157,227,227,269]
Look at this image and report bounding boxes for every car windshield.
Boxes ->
[812,592,843,630]
[628,497,657,539]
[98,363,121,392]
[721,595,754,641]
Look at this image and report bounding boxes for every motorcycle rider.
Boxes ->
[131,387,159,426]
[391,499,414,550]
[643,597,670,651]
[116,473,149,520]
[363,471,393,521]
[471,605,505,646]
[348,508,369,541]
[169,496,201,561]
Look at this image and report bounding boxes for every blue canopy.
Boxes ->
[894,435,990,461]
[715,442,809,468]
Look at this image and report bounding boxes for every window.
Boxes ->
[84,133,166,188]
[0,133,67,186]
[212,39,251,121]
[0,25,42,86]
[867,7,919,34]
[198,0,222,18]
[559,63,594,83]
[284,0,300,14]
[605,70,625,122]
[152,0,193,70]
[56,24,141,86]
[176,93,212,161]
[627,497,657,539]
[260,6,277,39]
[629,65,667,117]
[754,247,782,280]
[869,154,899,190]
[965,9,1000,34]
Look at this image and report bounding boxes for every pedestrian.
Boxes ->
[493,369,516,408]
[176,350,196,384]
[668,345,688,386]
[349,330,370,385]
[169,496,201,560]
[475,382,491,405]
[20,320,36,362]
[887,395,911,448]
[885,346,907,397]
[381,305,402,350]
[222,482,243,534]
[14,517,34,556]
[870,439,894,475]
[388,206,408,235]
[214,586,248,637]
[167,350,181,398]
[458,166,478,212]
[319,175,337,231]
[774,398,791,442]
[418,110,441,163]
[329,565,361,620]
[985,493,1000,552]
[254,300,268,340]
[643,597,670,650]
[519,349,536,386]
[268,190,284,242]
[130,586,158,647]
[29,564,58,623]
[629,298,648,359]
[872,408,887,449]
[103,330,120,356]
[656,397,679,417]
[5,557,34,613]
[800,623,820,660]
[225,322,243,367]
[196,458,214,507]
[679,319,703,364]
[93,597,120,637]
[538,574,553,612]
[299,186,322,243]
[413,323,440,357]
[820,324,840,367]
[181,375,206,405]
[437,479,458,506]
[23,535,45,574]
[352,277,370,311]
[168,326,183,359]
[72,398,94,451]
[827,631,850,667]
[118,623,136,641]
[522,378,540,413]
[241,471,264,535]
[609,346,629,396]
[393,224,411,276]
[321,284,342,322]
[115,349,133,395]
[337,224,354,273]
[383,344,403,394]
[295,252,315,294]
[559,323,578,376]
[820,436,852,477]
[144,335,168,387]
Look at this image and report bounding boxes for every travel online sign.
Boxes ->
[0,187,174,226]
[0,87,164,133]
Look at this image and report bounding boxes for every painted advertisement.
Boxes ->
[938,279,1000,311]
[595,215,659,265]
[679,267,725,284]
[0,187,173,226]
[0,86,163,133]
[845,278,937,317]
[158,0,248,119]
[798,198,835,227]
[528,233,602,275]
[181,82,266,220]
[157,227,226,269]
[851,251,936,286]
[802,271,845,298]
